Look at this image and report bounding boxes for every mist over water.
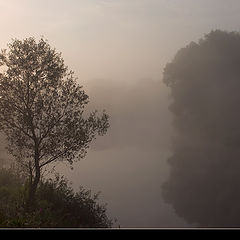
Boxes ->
[57,78,189,227]
[1,0,240,228]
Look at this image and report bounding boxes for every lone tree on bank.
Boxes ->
[0,38,109,207]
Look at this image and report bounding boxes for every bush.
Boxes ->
[0,169,113,228]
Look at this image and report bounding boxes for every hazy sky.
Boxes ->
[1,0,240,227]
[1,0,240,83]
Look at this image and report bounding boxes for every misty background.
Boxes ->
[1,0,240,227]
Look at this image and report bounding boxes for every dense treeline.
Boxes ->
[162,30,240,226]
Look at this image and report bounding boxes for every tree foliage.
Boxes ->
[162,30,240,226]
[0,37,109,204]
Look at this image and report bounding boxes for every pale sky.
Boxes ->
[1,0,240,83]
[1,0,240,227]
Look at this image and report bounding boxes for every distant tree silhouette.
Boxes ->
[162,30,240,227]
[0,38,109,208]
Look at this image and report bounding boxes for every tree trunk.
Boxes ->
[26,142,41,211]
[26,166,40,209]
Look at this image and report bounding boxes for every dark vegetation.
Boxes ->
[162,30,240,227]
[0,167,112,228]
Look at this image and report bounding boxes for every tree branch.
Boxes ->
[2,117,34,140]
[39,146,74,168]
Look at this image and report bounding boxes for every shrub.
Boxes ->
[0,169,112,228]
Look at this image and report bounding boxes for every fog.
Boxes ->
[1,0,240,227]
[57,78,188,227]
